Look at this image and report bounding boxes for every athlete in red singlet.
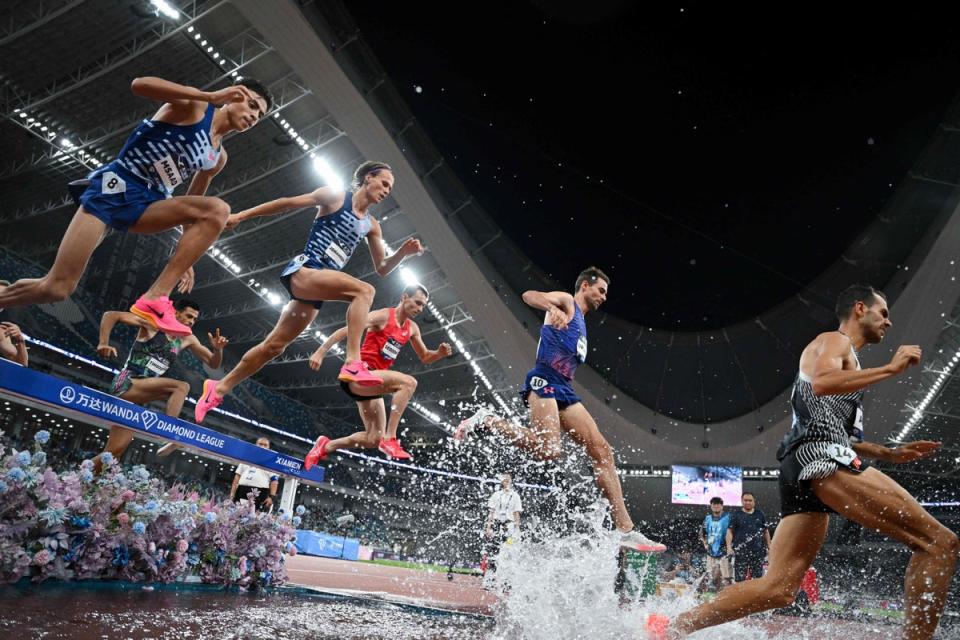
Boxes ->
[304,284,453,465]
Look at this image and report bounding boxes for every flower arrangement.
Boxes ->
[0,431,299,588]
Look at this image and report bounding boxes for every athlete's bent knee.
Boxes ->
[39,275,78,302]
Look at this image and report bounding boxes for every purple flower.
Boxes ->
[120,490,135,502]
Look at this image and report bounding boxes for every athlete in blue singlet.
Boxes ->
[193,161,424,424]
[0,76,272,337]
[456,267,665,553]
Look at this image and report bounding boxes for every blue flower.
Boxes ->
[0,480,7,494]
[127,503,141,514]
[34,430,50,445]
[113,473,127,487]
[15,451,31,466]
[292,516,302,527]
[280,512,291,521]
[295,505,306,516]
[112,545,129,567]
[132,466,150,481]
[215,548,226,565]
[204,512,217,524]
[80,470,93,483]
[132,521,146,535]
[6,468,26,483]
[144,500,158,512]
[188,542,198,554]
[32,452,47,468]
[253,545,266,558]
[262,570,273,587]
[186,553,200,566]
[100,452,114,465]
[80,459,94,470]
[70,516,91,529]
[189,504,199,514]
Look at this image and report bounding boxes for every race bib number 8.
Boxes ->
[101,171,127,195]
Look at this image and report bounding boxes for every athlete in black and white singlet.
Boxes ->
[777,342,865,480]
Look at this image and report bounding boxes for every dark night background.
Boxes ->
[349,1,960,329]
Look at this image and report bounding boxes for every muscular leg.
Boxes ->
[325,398,386,454]
[288,267,374,363]
[130,196,230,299]
[672,513,829,636]
[383,372,417,440]
[673,467,959,639]
[92,377,190,472]
[216,301,318,396]
[486,393,563,459]
[813,468,959,640]
[0,210,107,307]
[558,403,633,532]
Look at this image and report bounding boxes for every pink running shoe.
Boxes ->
[338,360,381,386]
[378,438,412,460]
[194,379,223,424]
[304,435,330,471]
[130,295,192,336]
[645,613,670,640]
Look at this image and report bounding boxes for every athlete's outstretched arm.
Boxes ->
[367,219,422,277]
[811,332,921,396]
[853,440,941,463]
[408,322,453,364]
[185,329,229,369]
[131,77,257,108]
[97,311,150,359]
[226,187,343,230]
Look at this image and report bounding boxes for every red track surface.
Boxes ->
[286,555,498,615]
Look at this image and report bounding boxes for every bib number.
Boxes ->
[101,172,126,195]
[153,155,184,190]
[826,443,858,467]
[145,357,170,376]
[576,335,588,363]
[381,339,401,361]
[325,242,348,268]
[529,376,548,390]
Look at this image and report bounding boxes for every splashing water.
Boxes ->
[487,503,767,640]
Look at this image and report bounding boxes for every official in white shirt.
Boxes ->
[485,473,522,542]
[230,436,279,511]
